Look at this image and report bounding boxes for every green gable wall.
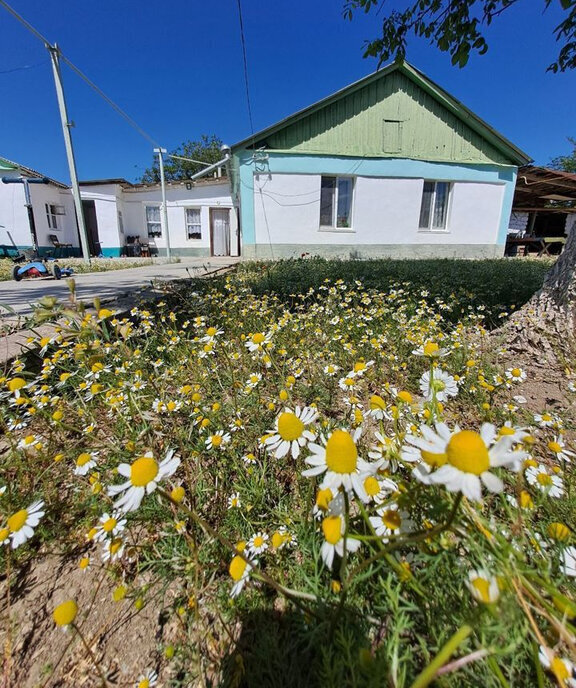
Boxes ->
[264,71,511,165]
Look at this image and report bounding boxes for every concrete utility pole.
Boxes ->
[154,147,171,261]
[48,43,91,263]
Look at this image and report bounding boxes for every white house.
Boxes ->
[230,61,532,259]
[78,178,239,258]
[0,156,78,256]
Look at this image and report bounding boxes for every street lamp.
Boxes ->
[153,147,171,261]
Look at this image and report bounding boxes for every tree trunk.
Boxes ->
[499,226,576,364]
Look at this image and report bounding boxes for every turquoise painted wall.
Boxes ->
[236,151,516,246]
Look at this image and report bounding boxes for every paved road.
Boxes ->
[0,257,239,318]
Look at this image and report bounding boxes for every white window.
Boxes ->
[185,208,202,240]
[45,203,62,229]
[320,176,354,229]
[145,205,162,238]
[419,181,451,231]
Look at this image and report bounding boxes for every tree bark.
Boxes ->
[499,226,576,364]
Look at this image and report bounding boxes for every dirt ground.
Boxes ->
[1,551,181,687]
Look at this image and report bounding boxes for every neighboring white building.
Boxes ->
[0,156,78,255]
[79,178,239,257]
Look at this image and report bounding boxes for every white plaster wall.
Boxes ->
[253,173,505,246]
[122,183,238,254]
[0,173,77,248]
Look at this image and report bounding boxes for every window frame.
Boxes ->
[144,204,162,239]
[45,203,59,230]
[184,207,202,240]
[418,180,452,233]
[319,175,355,232]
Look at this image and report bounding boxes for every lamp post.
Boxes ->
[1,175,49,252]
[154,147,171,261]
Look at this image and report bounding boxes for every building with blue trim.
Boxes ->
[230,61,531,259]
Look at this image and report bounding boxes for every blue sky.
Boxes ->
[0,0,574,183]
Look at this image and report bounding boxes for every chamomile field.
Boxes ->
[0,257,574,688]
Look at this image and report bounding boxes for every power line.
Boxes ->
[0,59,46,75]
[0,0,161,148]
[236,0,255,142]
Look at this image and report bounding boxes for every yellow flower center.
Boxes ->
[171,486,185,503]
[354,361,366,372]
[325,430,358,474]
[0,527,9,543]
[252,536,264,548]
[138,679,150,688]
[364,476,380,497]
[322,515,342,545]
[551,656,570,682]
[344,378,354,387]
[397,391,412,404]
[369,395,386,411]
[547,522,570,541]
[272,531,284,548]
[109,538,122,555]
[381,510,401,530]
[548,441,563,454]
[76,453,92,467]
[7,378,26,391]
[537,472,553,486]
[499,426,515,436]
[315,488,333,511]
[53,600,78,626]
[471,577,492,603]
[511,368,522,377]
[79,557,90,569]
[102,518,117,532]
[252,333,265,344]
[541,413,552,421]
[7,509,28,532]
[519,491,534,509]
[229,555,247,581]
[206,327,217,336]
[423,342,439,356]
[278,412,305,441]
[130,457,159,486]
[211,435,222,447]
[446,431,490,475]
[421,450,448,468]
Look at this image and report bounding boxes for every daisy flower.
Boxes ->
[404,423,526,501]
[533,412,557,428]
[264,406,317,459]
[367,394,392,421]
[228,492,241,509]
[101,536,125,563]
[94,511,127,542]
[244,372,262,390]
[74,451,99,476]
[108,450,180,512]
[538,645,576,687]
[547,436,575,463]
[323,363,340,376]
[525,465,564,498]
[272,526,297,550]
[505,367,526,384]
[242,453,257,465]
[369,504,413,543]
[419,368,458,402]
[245,332,271,353]
[17,434,42,451]
[361,474,398,504]
[136,669,158,688]
[320,513,361,570]
[561,546,576,578]
[412,341,449,358]
[466,570,500,604]
[302,429,372,501]
[7,500,45,549]
[204,431,231,451]
[247,531,269,556]
[229,554,257,598]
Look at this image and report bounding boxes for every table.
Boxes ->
[505,236,566,257]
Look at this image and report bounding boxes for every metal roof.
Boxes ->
[0,156,69,189]
[514,165,576,211]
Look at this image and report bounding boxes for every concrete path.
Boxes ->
[0,257,239,365]
[0,257,239,318]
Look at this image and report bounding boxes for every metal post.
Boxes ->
[154,147,171,261]
[48,43,91,263]
[22,178,39,251]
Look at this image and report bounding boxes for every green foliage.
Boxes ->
[139,134,225,183]
[549,136,576,172]
[343,0,576,72]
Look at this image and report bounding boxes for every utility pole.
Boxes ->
[154,147,171,261]
[48,43,91,263]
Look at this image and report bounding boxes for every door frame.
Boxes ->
[209,207,231,257]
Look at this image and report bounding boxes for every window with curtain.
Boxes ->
[185,208,202,239]
[320,176,354,228]
[145,205,162,238]
[418,181,451,230]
